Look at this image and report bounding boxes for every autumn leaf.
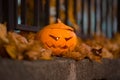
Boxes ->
[5,44,17,59]
[0,24,9,43]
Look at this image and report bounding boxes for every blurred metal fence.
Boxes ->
[0,0,120,38]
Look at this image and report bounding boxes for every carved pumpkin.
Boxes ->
[36,20,77,55]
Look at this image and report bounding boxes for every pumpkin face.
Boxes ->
[36,20,77,55]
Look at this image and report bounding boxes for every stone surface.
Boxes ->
[77,59,120,80]
[0,58,120,80]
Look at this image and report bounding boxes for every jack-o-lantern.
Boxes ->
[36,20,77,55]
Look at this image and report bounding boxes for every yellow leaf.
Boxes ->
[0,24,9,43]
[5,45,17,59]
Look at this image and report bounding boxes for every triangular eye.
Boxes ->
[65,37,72,41]
[49,35,60,41]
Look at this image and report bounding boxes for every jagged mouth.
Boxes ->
[46,43,68,49]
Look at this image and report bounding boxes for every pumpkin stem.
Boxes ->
[57,19,62,23]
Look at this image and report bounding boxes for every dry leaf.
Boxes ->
[5,44,17,59]
[25,41,52,60]
[62,51,84,60]
[0,24,9,43]
[4,32,28,59]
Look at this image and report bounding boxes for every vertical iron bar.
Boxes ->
[83,0,88,35]
[102,0,107,36]
[39,0,43,27]
[87,0,91,36]
[2,0,8,23]
[100,0,103,34]
[0,0,2,23]
[14,0,18,29]
[64,0,68,24]
[73,0,77,22]
[111,0,114,36]
[90,0,95,35]
[8,0,15,31]
[94,0,97,34]
[96,0,101,35]
[113,0,117,34]
[81,0,84,35]
[56,0,60,22]
[21,0,26,24]
[34,0,40,26]
[44,0,50,25]
[106,0,108,37]
[107,0,113,38]
[117,0,120,32]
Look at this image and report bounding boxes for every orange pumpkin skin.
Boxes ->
[36,21,77,55]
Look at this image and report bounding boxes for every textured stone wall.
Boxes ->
[0,58,120,80]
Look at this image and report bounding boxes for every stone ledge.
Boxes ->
[0,58,120,80]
